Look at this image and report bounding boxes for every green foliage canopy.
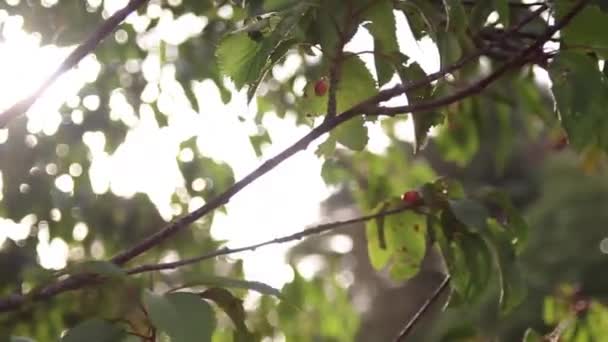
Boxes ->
[0,0,608,341]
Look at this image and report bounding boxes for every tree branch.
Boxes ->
[110,116,350,266]
[544,316,576,342]
[461,0,548,7]
[0,0,586,312]
[368,0,587,118]
[109,24,514,267]
[0,0,149,128]
[393,275,451,342]
[343,1,548,116]
[126,205,411,275]
[111,1,553,266]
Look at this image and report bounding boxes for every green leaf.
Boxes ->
[366,198,401,270]
[184,84,200,112]
[67,260,126,279]
[411,109,443,151]
[436,178,466,199]
[363,0,399,54]
[443,0,468,34]
[263,0,301,13]
[143,291,179,333]
[200,288,253,341]
[217,5,307,97]
[374,53,395,87]
[363,0,399,86]
[542,296,560,324]
[559,5,608,58]
[61,319,125,342]
[315,136,337,158]
[494,0,510,26]
[302,54,377,115]
[483,220,527,314]
[482,189,529,253]
[398,0,441,40]
[549,52,608,152]
[333,116,368,151]
[468,0,493,29]
[249,130,272,157]
[434,97,480,166]
[180,154,235,200]
[420,183,447,212]
[316,1,353,59]
[437,31,462,69]
[447,233,494,302]
[216,33,262,89]
[446,240,471,299]
[320,157,349,185]
[420,178,465,213]
[246,38,298,101]
[398,60,431,103]
[144,291,216,342]
[395,59,442,152]
[448,198,490,232]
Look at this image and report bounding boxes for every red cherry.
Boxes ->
[401,190,422,205]
[550,134,569,151]
[314,79,328,96]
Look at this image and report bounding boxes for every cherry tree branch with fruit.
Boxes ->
[0,0,588,312]
[2,0,606,340]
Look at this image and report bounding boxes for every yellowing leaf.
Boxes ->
[366,200,427,281]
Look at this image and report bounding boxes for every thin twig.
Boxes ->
[126,205,411,275]
[394,275,451,342]
[0,0,149,128]
[544,316,576,342]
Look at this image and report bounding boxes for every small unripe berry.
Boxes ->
[401,190,422,205]
[314,79,328,96]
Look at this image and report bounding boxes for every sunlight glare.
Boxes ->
[296,254,326,281]
[37,221,69,270]
[0,6,441,287]
[72,222,89,242]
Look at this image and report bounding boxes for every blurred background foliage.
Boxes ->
[0,0,607,341]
